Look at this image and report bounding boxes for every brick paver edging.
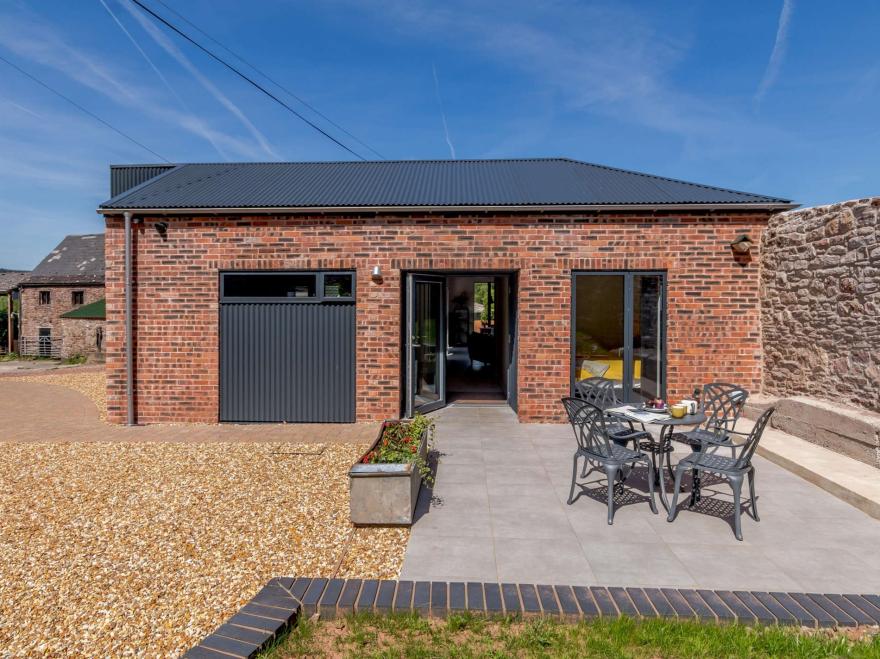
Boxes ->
[185,578,880,658]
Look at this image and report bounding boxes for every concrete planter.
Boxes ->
[349,421,428,526]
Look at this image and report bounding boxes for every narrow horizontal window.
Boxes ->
[224,273,316,299]
[323,274,353,298]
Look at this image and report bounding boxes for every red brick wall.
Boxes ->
[104,212,769,424]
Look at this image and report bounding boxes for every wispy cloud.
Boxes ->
[97,0,227,159]
[431,63,456,159]
[0,8,266,160]
[121,0,279,160]
[350,0,790,159]
[755,0,795,106]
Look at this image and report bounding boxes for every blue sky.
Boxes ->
[1,0,878,268]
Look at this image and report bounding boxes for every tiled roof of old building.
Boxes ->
[100,158,794,211]
[20,234,105,286]
[0,270,29,294]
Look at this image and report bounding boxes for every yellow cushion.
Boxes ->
[577,358,641,383]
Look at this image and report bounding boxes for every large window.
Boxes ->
[572,272,665,403]
[220,271,355,302]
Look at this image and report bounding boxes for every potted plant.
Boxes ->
[349,414,434,526]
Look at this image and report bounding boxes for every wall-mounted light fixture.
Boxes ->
[371,265,383,282]
[155,221,169,239]
[729,234,753,254]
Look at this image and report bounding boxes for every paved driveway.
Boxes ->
[400,405,880,593]
[0,377,376,443]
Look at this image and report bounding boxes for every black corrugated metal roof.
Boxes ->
[99,158,794,210]
[110,164,176,197]
[20,234,105,286]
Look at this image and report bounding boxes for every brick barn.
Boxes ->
[97,159,795,425]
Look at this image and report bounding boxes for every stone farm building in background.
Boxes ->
[19,234,106,359]
[0,270,29,354]
[97,159,795,425]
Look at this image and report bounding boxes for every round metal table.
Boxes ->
[640,412,707,512]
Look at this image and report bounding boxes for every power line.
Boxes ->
[151,0,385,160]
[129,0,367,161]
[0,53,170,162]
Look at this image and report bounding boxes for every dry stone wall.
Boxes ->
[762,197,880,412]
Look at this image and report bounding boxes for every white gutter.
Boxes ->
[98,202,798,215]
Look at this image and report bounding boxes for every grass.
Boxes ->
[63,354,87,365]
[260,612,880,658]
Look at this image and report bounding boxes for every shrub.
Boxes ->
[361,413,434,484]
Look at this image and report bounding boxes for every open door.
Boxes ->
[405,274,446,417]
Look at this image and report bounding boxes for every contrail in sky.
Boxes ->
[755,0,794,106]
[97,0,227,158]
[432,63,456,159]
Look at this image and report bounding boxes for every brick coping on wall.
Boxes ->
[184,577,880,658]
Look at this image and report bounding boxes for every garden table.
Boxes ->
[607,407,706,512]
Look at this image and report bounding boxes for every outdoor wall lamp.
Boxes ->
[729,234,753,254]
[155,221,169,239]
[371,265,383,281]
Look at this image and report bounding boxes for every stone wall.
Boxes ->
[59,317,105,359]
[762,197,880,412]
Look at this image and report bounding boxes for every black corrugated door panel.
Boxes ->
[220,301,355,422]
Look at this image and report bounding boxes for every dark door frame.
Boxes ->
[405,273,447,417]
[570,270,667,402]
[402,269,519,418]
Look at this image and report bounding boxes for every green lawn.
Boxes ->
[261,612,880,658]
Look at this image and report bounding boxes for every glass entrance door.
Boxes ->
[406,274,446,416]
[572,272,665,403]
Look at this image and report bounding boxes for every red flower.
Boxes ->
[410,446,417,453]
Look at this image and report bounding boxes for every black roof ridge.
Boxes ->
[103,164,183,207]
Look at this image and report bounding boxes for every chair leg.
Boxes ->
[567,453,580,505]
[580,458,589,479]
[665,449,675,484]
[605,464,619,525]
[666,467,686,522]
[748,467,759,521]
[730,475,744,541]
[644,459,658,514]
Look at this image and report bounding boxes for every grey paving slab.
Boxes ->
[494,537,596,584]
[400,405,880,592]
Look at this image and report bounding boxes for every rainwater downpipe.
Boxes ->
[124,211,135,426]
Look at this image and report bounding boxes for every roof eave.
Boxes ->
[97,202,798,215]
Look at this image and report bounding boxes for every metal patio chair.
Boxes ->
[673,382,749,456]
[561,397,658,525]
[574,377,651,450]
[667,407,776,541]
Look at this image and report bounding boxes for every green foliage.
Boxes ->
[474,282,495,324]
[0,352,19,362]
[63,354,88,365]
[262,612,880,659]
[360,414,435,485]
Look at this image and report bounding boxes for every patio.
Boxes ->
[400,405,880,592]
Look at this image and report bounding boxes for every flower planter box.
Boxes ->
[349,421,429,526]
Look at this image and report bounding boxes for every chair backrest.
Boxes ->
[561,397,613,456]
[573,377,622,410]
[700,382,749,433]
[735,407,775,469]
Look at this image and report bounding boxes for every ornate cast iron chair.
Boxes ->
[562,397,658,525]
[667,407,775,541]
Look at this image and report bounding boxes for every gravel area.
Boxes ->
[0,441,408,656]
